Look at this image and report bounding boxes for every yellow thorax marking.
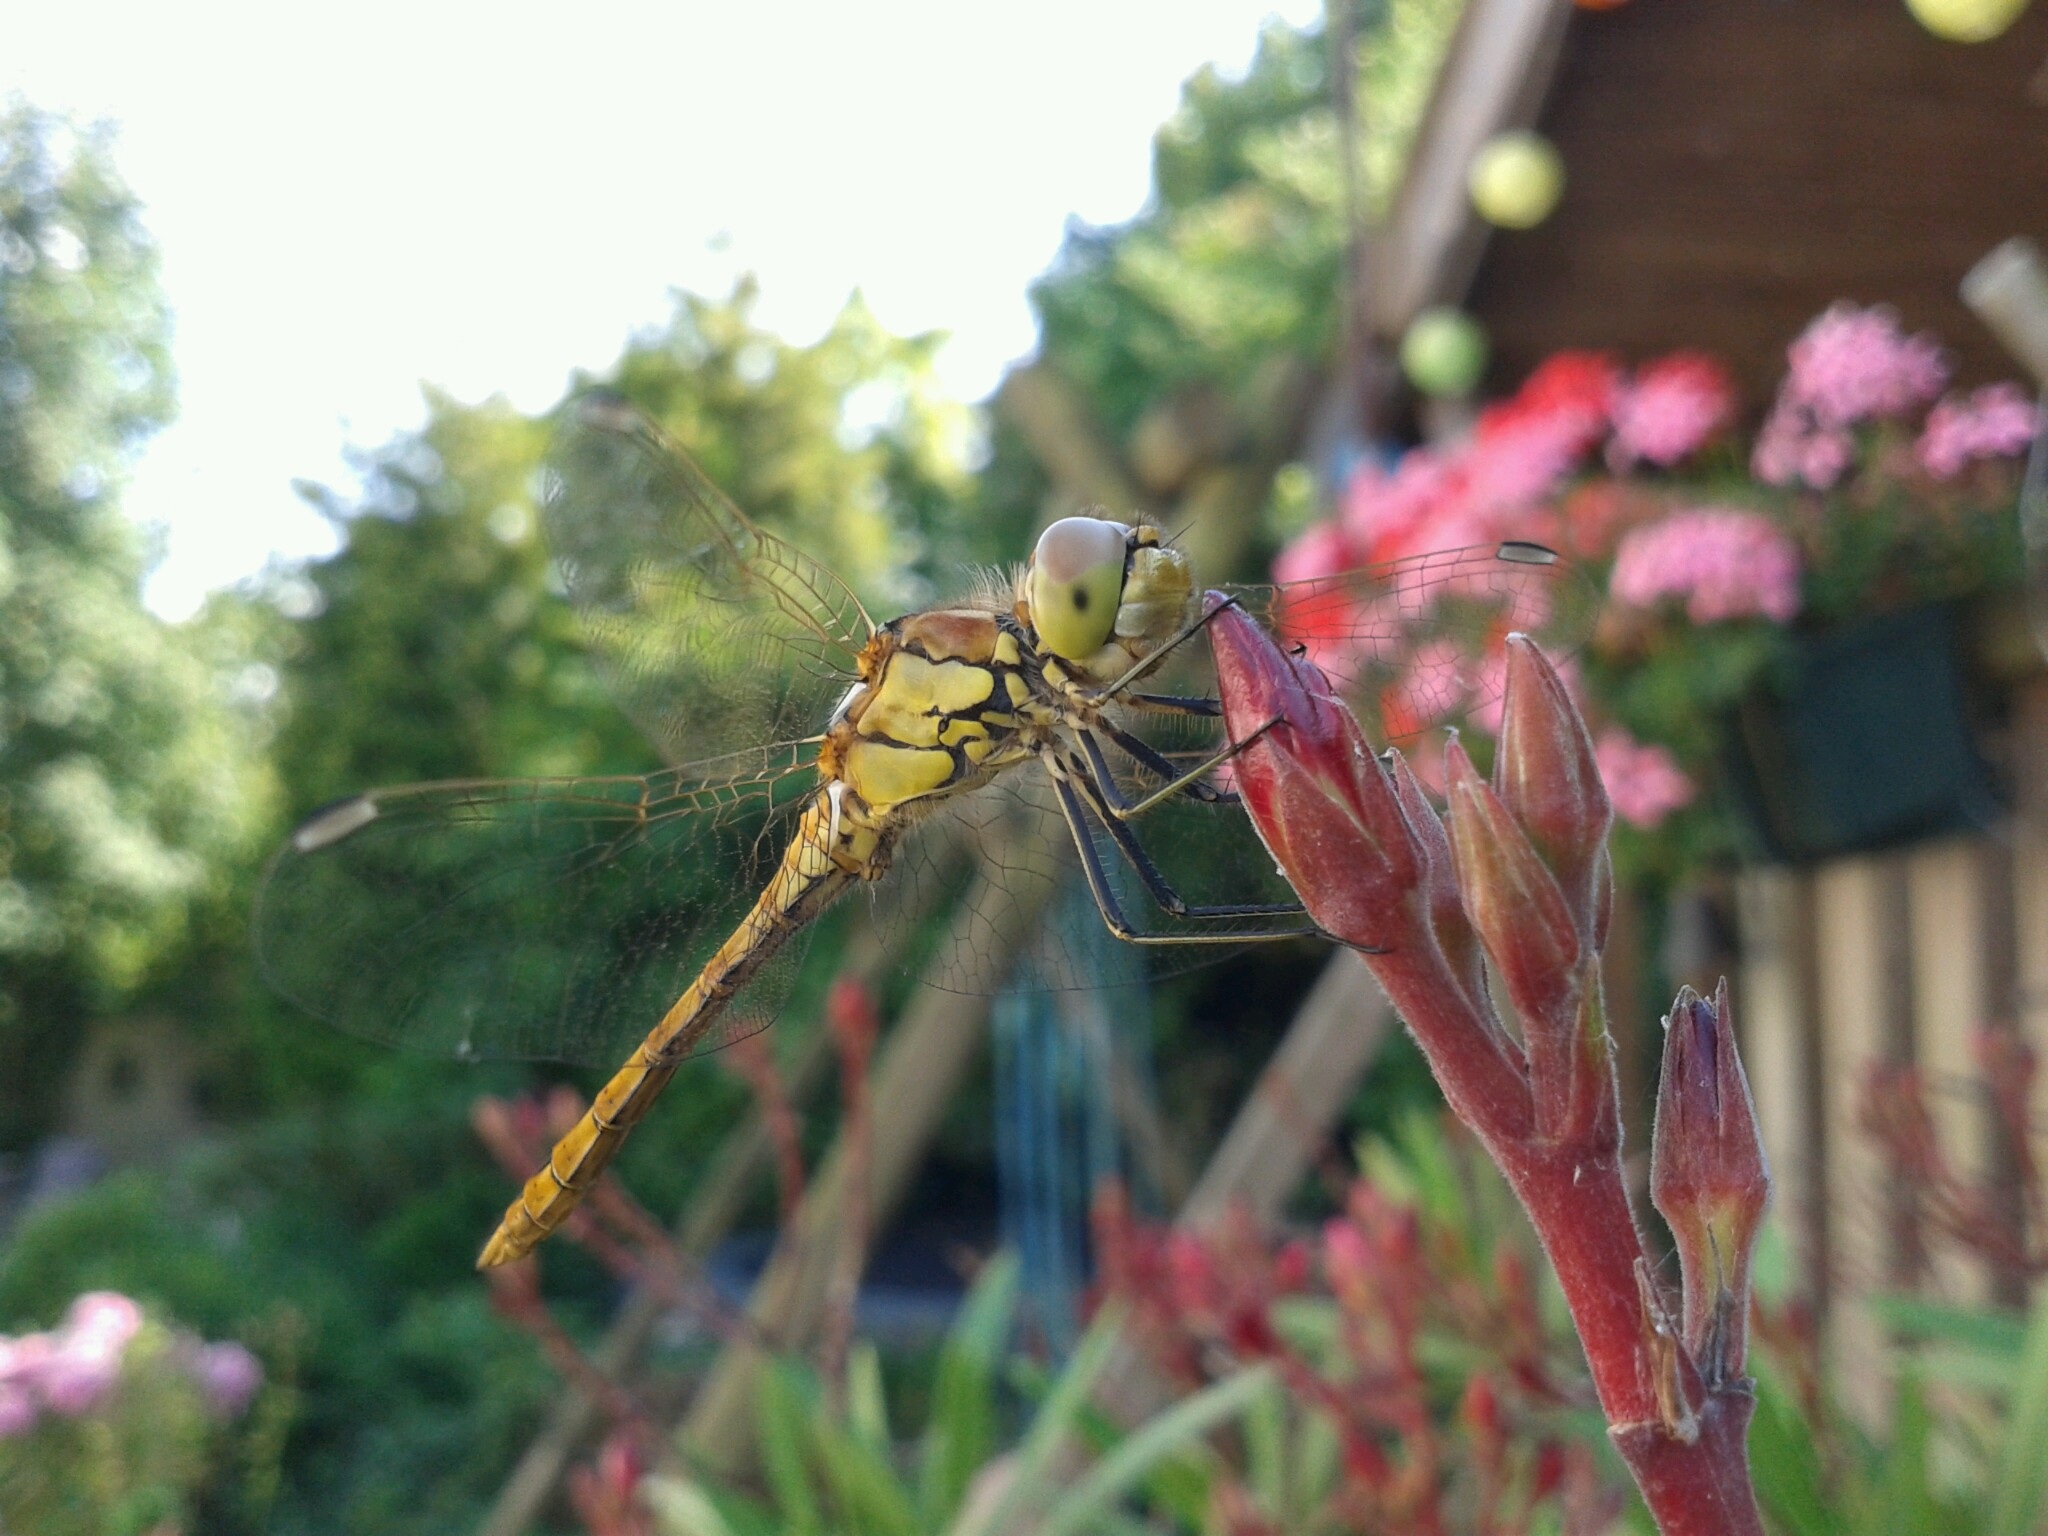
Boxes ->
[855,652,997,748]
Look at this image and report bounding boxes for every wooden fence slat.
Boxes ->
[1813,855,1895,1423]
[1736,867,1829,1307]
[2011,682,2048,1202]
[1907,837,1993,1304]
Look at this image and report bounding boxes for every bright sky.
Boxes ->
[11,1,1322,618]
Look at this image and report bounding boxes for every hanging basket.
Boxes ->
[1723,602,2007,864]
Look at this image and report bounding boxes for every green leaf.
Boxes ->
[847,1341,892,1457]
[1242,1372,1286,1520]
[639,1474,742,1536]
[973,1304,1126,1534]
[808,1403,920,1536]
[753,1361,823,1534]
[1872,1295,2028,1361]
[1989,1289,2048,1536]
[1872,1371,1938,1536]
[1745,1365,1834,1536]
[1038,1366,1278,1536]
[919,1252,1020,1528]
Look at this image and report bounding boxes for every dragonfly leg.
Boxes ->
[1078,717,1286,822]
[1079,723,1234,811]
[1056,751,1314,929]
[1121,692,1222,718]
[1089,593,1245,704]
[1044,758,1317,946]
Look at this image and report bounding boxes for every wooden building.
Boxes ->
[1391,0,2048,400]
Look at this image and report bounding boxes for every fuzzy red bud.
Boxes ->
[1650,980,1770,1383]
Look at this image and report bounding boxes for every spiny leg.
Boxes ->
[1120,692,1221,718]
[1078,724,1232,811]
[1078,717,1285,822]
[1090,593,1245,704]
[1043,757,1314,946]
[1058,751,1310,926]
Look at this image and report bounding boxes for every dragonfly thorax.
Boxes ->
[822,608,1049,818]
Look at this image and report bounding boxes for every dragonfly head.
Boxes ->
[1025,516,1195,678]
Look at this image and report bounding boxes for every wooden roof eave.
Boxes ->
[1367,0,1577,340]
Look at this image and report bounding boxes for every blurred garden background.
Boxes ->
[7,1,2048,1532]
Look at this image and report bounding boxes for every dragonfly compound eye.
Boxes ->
[1028,516,1129,661]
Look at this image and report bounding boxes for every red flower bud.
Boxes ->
[1384,746,1487,1010]
[1650,980,1770,1383]
[1445,738,1583,1023]
[1494,635,1611,945]
[1206,595,1427,953]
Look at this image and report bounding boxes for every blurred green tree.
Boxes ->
[1028,1,1462,575]
[0,100,275,1149]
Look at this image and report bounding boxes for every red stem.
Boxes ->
[1361,951,1765,1536]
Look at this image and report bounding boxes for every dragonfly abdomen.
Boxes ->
[476,790,884,1267]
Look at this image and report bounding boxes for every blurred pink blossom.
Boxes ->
[0,1380,35,1439]
[192,1341,263,1417]
[1458,406,1586,522]
[1273,519,1355,584]
[1510,350,1622,446]
[64,1291,143,1357]
[0,1334,54,1439]
[1595,727,1696,829]
[1608,352,1735,468]
[39,1348,119,1416]
[1753,411,1855,490]
[1610,506,1802,624]
[1916,383,2040,479]
[1342,449,1455,561]
[1784,302,1949,426]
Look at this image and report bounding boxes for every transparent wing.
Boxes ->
[1218,540,1592,741]
[253,743,826,1067]
[542,393,874,765]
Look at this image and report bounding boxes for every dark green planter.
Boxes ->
[1724,603,2006,864]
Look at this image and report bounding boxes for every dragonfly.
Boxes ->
[254,394,1581,1269]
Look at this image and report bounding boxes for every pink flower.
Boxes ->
[1608,353,1735,468]
[1783,302,1949,426]
[1916,382,2040,479]
[1460,402,1589,519]
[1512,350,1623,445]
[0,1380,36,1439]
[1595,727,1695,829]
[1273,520,1356,584]
[63,1292,142,1357]
[0,1335,53,1439]
[38,1347,119,1416]
[1751,410,1854,490]
[1609,506,1802,625]
[192,1341,263,1417]
[1342,449,1455,562]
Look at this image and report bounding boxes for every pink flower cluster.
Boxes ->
[1609,506,1802,625]
[1283,349,1735,587]
[0,1291,261,1440]
[1595,726,1696,829]
[1916,382,2040,480]
[1608,353,1736,470]
[1754,303,1951,489]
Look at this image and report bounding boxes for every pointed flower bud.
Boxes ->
[1651,980,1770,1384]
[1494,635,1611,945]
[1385,745,1487,1010]
[1206,595,1426,952]
[1445,737,1584,1032]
